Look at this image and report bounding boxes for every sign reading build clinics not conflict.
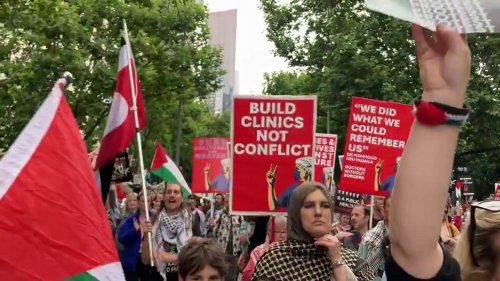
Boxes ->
[231,96,316,214]
[340,97,413,196]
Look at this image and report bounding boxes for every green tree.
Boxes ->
[0,0,226,179]
[261,0,500,198]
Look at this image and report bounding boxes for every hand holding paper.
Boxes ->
[412,24,471,107]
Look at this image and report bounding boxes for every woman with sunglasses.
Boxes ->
[454,200,500,281]
[383,24,470,280]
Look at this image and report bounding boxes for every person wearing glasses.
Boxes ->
[384,24,470,281]
[453,200,500,281]
[241,216,287,281]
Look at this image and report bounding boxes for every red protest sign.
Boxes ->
[339,97,414,196]
[314,134,338,191]
[494,183,500,201]
[231,96,317,215]
[191,137,230,193]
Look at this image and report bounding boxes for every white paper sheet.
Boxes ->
[365,0,500,33]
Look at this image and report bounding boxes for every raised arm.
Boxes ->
[389,24,470,278]
[266,165,278,210]
[204,163,211,191]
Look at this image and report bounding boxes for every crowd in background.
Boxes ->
[103,25,500,281]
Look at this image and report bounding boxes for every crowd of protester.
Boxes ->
[104,25,499,281]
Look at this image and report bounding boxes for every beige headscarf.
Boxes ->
[287,182,332,243]
[253,182,375,281]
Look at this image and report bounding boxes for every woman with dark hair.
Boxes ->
[142,182,193,281]
[253,182,374,281]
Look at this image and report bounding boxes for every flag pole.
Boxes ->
[369,195,374,230]
[123,19,154,266]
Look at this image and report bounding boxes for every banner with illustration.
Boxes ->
[334,190,363,214]
[459,177,475,196]
[112,151,133,183]
[314,134,338,191]
[339,97,414,196]
[231,96,317,214]
[191,137,230,193]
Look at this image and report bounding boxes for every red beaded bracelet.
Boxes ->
[413,99,470,126]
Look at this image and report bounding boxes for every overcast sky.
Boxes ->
[205,0,289,95]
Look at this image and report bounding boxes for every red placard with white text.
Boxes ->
[231,96,317,215]
[314,134,338,190]
[339,97,414,196]
[191,137,230,193]
[494,183,500,201]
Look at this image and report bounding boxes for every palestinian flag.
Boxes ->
[151,141,191,198]
[0,77,124,280]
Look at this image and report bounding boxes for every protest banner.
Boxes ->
[191,137,230,193]
[460,177,475,196]
[365,0,500,34]
[314,134,338,191]
[339,97,414,196]
[111,152,133,183]
[231,96,317,214]
[334,190,363,214]
[494,183,500,201]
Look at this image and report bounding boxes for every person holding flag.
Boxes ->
[142,141,194,281]
[118,192,161,281]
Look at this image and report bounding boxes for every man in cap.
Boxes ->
[266,156,313,210]
[204,158,231,192]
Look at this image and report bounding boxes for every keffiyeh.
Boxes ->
[252,240,375,281]
[363,220,387,271]
[154,208,192,274]
[253,240,331,281]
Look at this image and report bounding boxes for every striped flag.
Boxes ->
[0,77,124,280]
[95,36,146,203]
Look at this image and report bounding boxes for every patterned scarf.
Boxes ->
[154,208,192,274]
[363,220,387,271]
[253,240,331,281]
[256,184,374,280]
[214,210,243,256]
[253,240,375,281]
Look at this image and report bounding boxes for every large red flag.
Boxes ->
[0,77,124,280]
[95,36,146,202]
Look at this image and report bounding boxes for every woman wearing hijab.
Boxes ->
[253,182,374,281]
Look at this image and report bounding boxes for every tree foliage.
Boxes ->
[261,0,500,198]
[0,0,228,180]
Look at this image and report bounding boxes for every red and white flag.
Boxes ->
[95,36,146,202]
[0,77,124,280]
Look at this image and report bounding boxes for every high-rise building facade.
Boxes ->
[207,9,237,114]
